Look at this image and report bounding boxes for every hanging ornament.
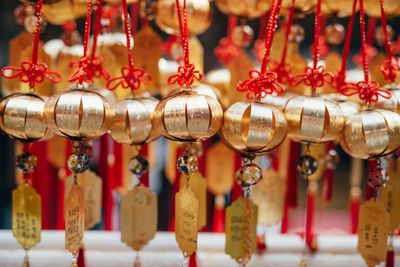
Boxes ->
[364,0,400,17]
[215,0,271,19]
[0,0,60,266]
[222,0,287,265]
[155,0,212,35]
[42,0,87,25]
[321,0,358,16]
[281,0,315,16]
[154,0,223,265]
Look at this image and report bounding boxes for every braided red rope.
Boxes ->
[379,0,399,83]
[340,0,391,104]
[1,0,61,89]
[167,0,202,87]
[289,0,334,95]
[272,0,295,85]
[237,0,284,101]
[106,0,151,92]
[335,0,357,90]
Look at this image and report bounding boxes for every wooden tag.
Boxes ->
[252,169,284,226]
[93,45,116,89]
[179,172,207,229]
[227,52,252,105]
[175,186,199,256]
[369,52,388,86]
[286,43,308,95]
[225,197,258,263]
[132,25,163,95]
[54,46,82,93]
[380,161,400,233]
[65,184,85,254]
[12,183,41,250]
[189,37,204,75]
[120,185,158,251]
[206,141,235,195]
[357,199,389,266]
[65,171,102,229]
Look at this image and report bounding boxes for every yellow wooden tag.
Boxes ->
[369,52,388,86]
[65,184,85,254]
[132,25,163,95]
[225,197,258,264]
[206,141,235,195]
[54,47,82,93]
[65,171,102,230]
[120,185,158,251]
[175,186,199,256]
[179,172,207,229]
[227,52,252,105]
[252,169,284,226]
[380,160,400,233]
[357,199,389,266]
[286,43,308,95]
[12,183,41,250]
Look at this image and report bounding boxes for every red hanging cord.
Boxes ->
[236,0,284,100]
[106,0,151,93]
[379,0,399,83]
[289,0,334,95]
[130,1,140,34]
[335,0,357,89]
[214,15,241,65]
[167,0,202,87]
[340,0,391,104]
[272,0,295,85]
[1,0,61,89]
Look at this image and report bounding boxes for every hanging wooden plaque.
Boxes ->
[65,184,85,254]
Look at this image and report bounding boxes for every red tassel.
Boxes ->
[365,160,376,201]
[256,234,267,251]
[188,252,198,267]
[231,153,243,202]
[305,184,317,252]
[386,249,395,267]
[56,140,72,229]
[141,143,149,187]
[112,142,123,190]
[77,247,86,267]
[350,194,360,234]
[323,168,334,203]
[99,135,113,230]
[212,202,225,233]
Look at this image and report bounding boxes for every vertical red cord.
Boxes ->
[227,15,238,39]
[359,0,369,83]
[312,0,322,72]
[280,0,295,66]
[338,0,357,81]
[91,0,103,59]
[31,0,43,66]
[175,0,190,67]
[82,0,93,58]
[122,0,134,69]
[379,0,393,62]
[130,1,140,34]
[260,0,283,73]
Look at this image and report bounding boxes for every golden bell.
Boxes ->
[284,95,344,143]
[215,0,271,18]
[155,0,212,35]
[221,101,288,154]
[340,109,400,159]
[364,0,400,17]
[192,83,229,110]
[321,0,358,16]
[43,0,87,25]
[323,94,360,120]
[154,89,223,142]
[44,88,113,140]
[374,85,400,113]
[110,97,159,145]
[0,93,48,142]
[281,0,315,16]
[261,92,296,111]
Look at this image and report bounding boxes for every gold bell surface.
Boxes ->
[0,93,48,141]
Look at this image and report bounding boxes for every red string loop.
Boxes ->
[106,0,151,92]
[237,0,283,101]
[168,0,202,87]
[237,70,284,100]
[69,56,110,84]
[1,0,61,89]
[340,81,391,104]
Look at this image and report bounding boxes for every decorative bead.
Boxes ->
[297,155,318,177]
[326,149,339,169]
[185,142,203,158]
[231,25,254,48]
[236,163,263,186]
[177,154,198,175]
[24,15,37,33]
[324,23,345,45]
[16,152,37,173]
[67,152,90,174]
[289,24,305,44]
[367,166,387,189]
[129,155,149,176]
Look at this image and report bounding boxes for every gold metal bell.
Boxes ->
[155,0,212,35]
[340,109,400,159]
[375,85,400,112]
[0,93,48,141]
[215,0,271,18]
[154,89,223,142]
[364,0,400,17]
[44,88,113,140]
[321,0,358,17]
[322,94,360,120]
[221,101,288,154]
[284,95,344,143]
[281,0,316,16]
[110,97,159,145]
